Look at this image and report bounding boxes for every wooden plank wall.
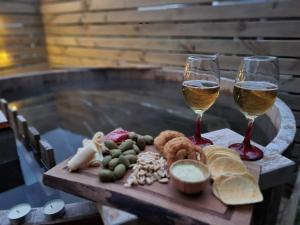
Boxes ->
[41,0,300,151]
[0,0,48,76]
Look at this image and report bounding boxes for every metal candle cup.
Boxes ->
[43,199,65,220]
[7,203,31,225]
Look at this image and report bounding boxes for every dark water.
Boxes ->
[15,89,242,163]
[0,78,274,209]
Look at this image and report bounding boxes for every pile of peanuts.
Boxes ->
[124,151,169,187]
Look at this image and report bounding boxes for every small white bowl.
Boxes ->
[170,159,210,194]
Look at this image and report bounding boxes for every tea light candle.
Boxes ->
[43,199,65,220]
[7,203,31,225]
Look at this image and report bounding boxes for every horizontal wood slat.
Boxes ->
[43,1,300,24]
[294,111,300,126]
[0,2,38,14]
[0,63,49,76]
[46,36,300,57]
[0,15,42,26]
[0,0,48,76]
[278,93,300,111]
[47,45,300,75]
[1,47,46,56]
[42,0,212,14]
[0,55,47,67]
[0,57,47,72]
[44,20,300,38]
[3,0,38,4]
[48,55,153,69]
[295,129,300,143]
[0,27,44,36]
[0,36,44,47]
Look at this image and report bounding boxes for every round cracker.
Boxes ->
[206,148,239,159]
[209,157,247,179]
[217,175,263,205]
[241,172,257,184]
[207,152,241,165]
[212,174,232,199]
[202,145,224,156]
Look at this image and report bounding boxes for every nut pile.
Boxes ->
[99,132,154,182]
[124,151,169,187]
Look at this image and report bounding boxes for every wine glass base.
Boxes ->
[228,143,264,161]
[189,136,213,147]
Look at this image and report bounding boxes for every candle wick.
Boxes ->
[16,210,19,213]
[50,204,53,208]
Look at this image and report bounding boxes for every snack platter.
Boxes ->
[44,128,261,225]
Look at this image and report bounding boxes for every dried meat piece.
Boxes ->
[104,128,129,143]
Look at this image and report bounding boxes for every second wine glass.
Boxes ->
[182,55,220,146]
[229,56,279,160]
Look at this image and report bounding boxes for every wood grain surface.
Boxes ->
[0,0,48,76]
[44,130,261,225]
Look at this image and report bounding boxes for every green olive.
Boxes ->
[125,154,138,164]
[113,164,126,180]
[110,149,122,158]
[143,135,154,145]
[108,158,119,170]
[102,155,112,168]
[104,140,118,149]
[137,136,146,150]
[119,155,130,168]
[123,149,136,155]
[119,140,134,151]
[99,169,114,182]
[128,132,138,141]
[132,144,140,154]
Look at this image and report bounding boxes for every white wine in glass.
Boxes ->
[229,56,279,160]
[182,55,220,146]
[182,80,220,114]
[234,81,278,120]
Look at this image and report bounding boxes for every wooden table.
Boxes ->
[43,128,294,225]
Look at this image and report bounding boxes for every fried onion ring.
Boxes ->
[163,137,203,166]
[154,130,184,153]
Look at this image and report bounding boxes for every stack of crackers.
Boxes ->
[203,145,263,205]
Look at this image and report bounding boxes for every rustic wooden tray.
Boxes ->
[44,131,260,225]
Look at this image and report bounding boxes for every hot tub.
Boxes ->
[0,68,287,215]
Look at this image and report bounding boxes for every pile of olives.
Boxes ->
[99,132,154,182]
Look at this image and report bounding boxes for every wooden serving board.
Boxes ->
[44,146,260,225]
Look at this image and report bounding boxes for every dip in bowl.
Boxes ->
[170,159,210,194]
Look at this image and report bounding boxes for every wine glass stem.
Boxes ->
[195,114,202,141]
[242,119,254,151]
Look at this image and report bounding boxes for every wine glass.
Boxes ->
[182,55,220,146]
[229,56,279,160]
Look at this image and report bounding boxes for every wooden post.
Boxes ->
[252,186,284,225]
[0,99,8,119]
[28,126,41,162]
[7,107,19,138]
[0,111,9,130]
[16,115,30,149]
[39,139,56,170]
